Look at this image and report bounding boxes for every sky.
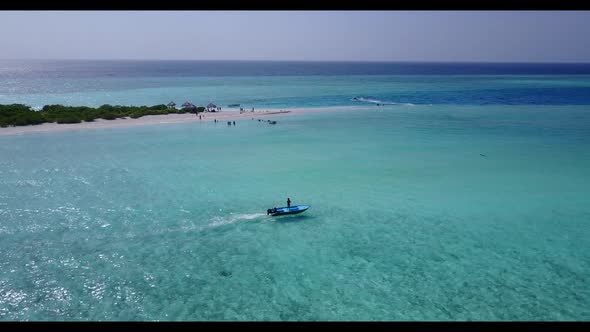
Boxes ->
[0,11,589,62]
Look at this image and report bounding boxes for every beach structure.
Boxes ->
[167,101,176,109]
[181,102,197,113]
[206,103,217,112]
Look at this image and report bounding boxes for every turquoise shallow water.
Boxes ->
[1,104,590,320]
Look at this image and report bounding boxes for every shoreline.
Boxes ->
[0,105,369,137]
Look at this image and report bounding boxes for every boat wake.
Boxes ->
[207,213,266,228]
[351,96,415,106]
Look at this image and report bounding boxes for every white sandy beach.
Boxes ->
[0,106,369,136]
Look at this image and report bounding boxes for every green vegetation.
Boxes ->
[0,103,205,127]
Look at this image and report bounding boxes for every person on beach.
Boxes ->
[233,121,235,126]
[287,198,291,208]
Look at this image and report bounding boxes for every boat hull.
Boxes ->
[268,205,309,216]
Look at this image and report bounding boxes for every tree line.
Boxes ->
[0,104,206,127]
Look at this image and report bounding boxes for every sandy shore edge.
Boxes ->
[0,106,369,136]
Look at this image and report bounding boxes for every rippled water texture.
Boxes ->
[1,61,590,320]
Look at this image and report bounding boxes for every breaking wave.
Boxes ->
[351,96,415,106]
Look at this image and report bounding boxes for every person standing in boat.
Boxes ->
[287,198,291,208]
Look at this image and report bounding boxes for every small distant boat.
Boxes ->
[267,205,309,216]
[228,104,240,107]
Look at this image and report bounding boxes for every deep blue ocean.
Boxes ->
[2,60,590,108]
[3,60,590,78]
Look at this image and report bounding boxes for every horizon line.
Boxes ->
[2,58,590,64]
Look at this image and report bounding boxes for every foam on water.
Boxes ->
[208,213,267,228]
[351,96,416,106]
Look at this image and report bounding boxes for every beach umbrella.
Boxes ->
[167,101,176,107]
[207,103,216,109]
[181,102,192,107]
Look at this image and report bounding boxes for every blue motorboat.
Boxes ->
[267,205,309,216]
